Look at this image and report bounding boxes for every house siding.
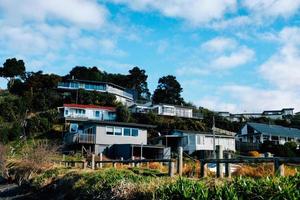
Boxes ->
[95,125,147,145]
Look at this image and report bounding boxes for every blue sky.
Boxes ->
[0,0,300,113]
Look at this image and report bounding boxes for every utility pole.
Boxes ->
[212,116,216,159]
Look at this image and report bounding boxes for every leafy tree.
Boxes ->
[0,58,25,87]
[67,66,104,81]
[67,89,117,106]
[116,104,130,122]
[127,67,151,101]
[152,75,184,105]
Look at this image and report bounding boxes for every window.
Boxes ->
[65,110,69,116]
[196,135,204,145]
[75,109,85,115]
[115,127,122,136]
[132,129,138,137]
[70,123,78,133]
[124,128,131,136]
[106,127,113,135]
[95,111,100,118]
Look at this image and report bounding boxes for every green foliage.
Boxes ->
[152,75,184,105]
[155,175,300,200]
[127,66,151,101]
[73,169,147,199]
[66,89,117,106]
[31,168,60,189]
[0,58,25,80]
[261,141,298,157]
[116,104,131,122]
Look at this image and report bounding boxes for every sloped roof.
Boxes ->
[247,122,300,138]
[63,104,116,111]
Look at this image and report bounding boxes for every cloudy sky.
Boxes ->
[0,0,300,113]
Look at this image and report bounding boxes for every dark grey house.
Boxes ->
[237,122,300,145]
[63,119,170,159]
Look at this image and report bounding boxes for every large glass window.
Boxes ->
[70,82,79,88]
[132,129,138,137]
[123,128,131,136]
[114,127,122,136]
[95,111,100,118]
[106,127,114,135]
[70,123,78,133]
[75,109,85,114]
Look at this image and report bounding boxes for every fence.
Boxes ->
[199,157,300,178]
[56,154,175,177]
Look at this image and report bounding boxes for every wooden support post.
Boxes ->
[200,162,207,178]
[121,157,123,168]
[168,161,174,177]
[63,154,66,161]
[113,162,116,168]
[83,161,87,169]
[146,162,149,168]
[216,145,224,178]
[99,153,103,169]
[92,154,95,170]
[274,159,284,176]
[225,154,231,178]
[132,156,135,167]
[178,147,183,176]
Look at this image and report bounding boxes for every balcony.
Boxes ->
[64,133,96,144]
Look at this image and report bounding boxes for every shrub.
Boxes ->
[0,144,7,176]
[248,151,261,157]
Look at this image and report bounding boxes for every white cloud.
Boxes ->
[201,37,237,52]
[222,85,300,112]
[259,27,300,90]
[196,27,300,113]
[212,47,255,70]
[243,0,300,19]
[208,16,253,30]
[110,0,237,25]
[196,96,238,113]
[0,0,107,28]
[176,67,209,76]
[176,37,255,75]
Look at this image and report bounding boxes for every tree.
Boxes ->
[127,67,151,101]
[67,66,104,81]
[0,58,26,87]
[152,75,184,105]
[116,104,130,122]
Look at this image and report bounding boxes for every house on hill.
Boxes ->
[63,119,170,159]
[237,122,300,145]
[57,79,135,106]
[130,103,203,119]
[151,128,236,158]
[58,104,116,121]
[217,108,294,122]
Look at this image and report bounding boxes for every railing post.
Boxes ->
[92,154,95,170]
[216,145,224,178]
[168,161,174,177]
[178,147,183,176]
[225,153,231,178]
[83,160,87,169]
[99,153,103,169]
[132,156,136,167]
[274,159,284,176]
[200,161,207,178]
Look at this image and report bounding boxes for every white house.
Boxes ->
[237,122,300,145]
[58,104,116,121]
[130,103,203,119]
[217,108,294,122]
[151,128,236,155]
[57,79,134,106]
